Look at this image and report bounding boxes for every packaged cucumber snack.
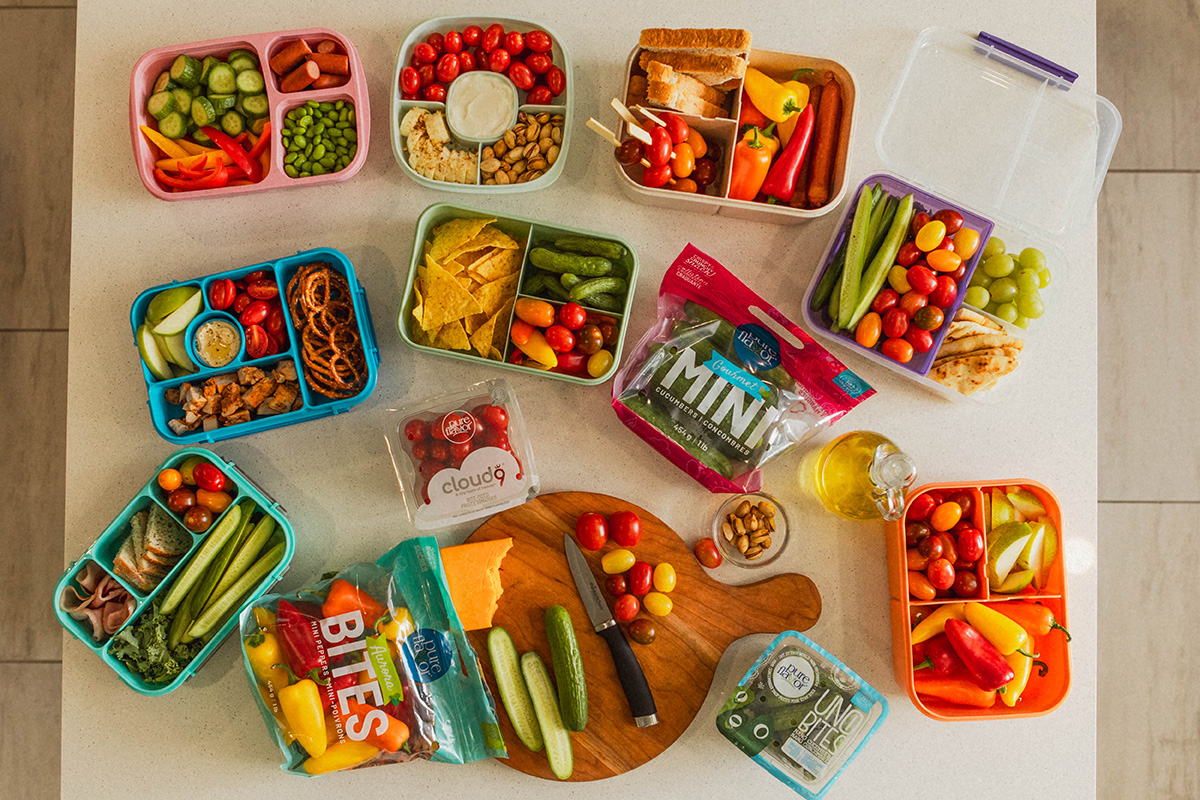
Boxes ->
[612,244,874,492]
[717,632,887,799]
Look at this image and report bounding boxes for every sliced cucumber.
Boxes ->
[487,628,544,753]
[146,91,176,120]
[159,505,243,615]
[234,69,265,94]
[190,96,217,127]
[226,49,258,66]
[208,92,236,113]
[199,55,219,85]
[152,70,173,93]
[234,93,247,116]
[521,652,573,779]
[242,93,269,120]
[206,63,237,94]
[220,111,245,137]
[169,54,201,88]
[545,606,588,732]
[157,112,188,139]
[229,54,258,74]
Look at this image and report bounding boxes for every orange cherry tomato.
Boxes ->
[927,250,963,273]
[908,571,936,600]
[514,297,555,328]
[685,128,707,159]
[157,468,183,492]
[881,337,914,364]
[930,501,963,532]
[953,228,981,260]
[855,312,882,348]
[671,142,695,178]
[510,319,535,346]
[195,489,234,514]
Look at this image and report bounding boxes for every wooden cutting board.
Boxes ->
[465,491,821,782]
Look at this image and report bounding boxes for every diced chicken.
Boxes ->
[183,410,202,426]
[224,409,252,425]
[201,396,216,416]
[212,373,236,387]
[167,419,191,436]
[202,417,219,432]
[182,385,206,414]
[241,377,277,409]
[237,366,266,386]
[164,387,182,405]
[273,360,298,382]
[292,395,304,411]
[399,107,426,137]
[265,382,299,414]
[219,383,242,415]
[202,381,217,398]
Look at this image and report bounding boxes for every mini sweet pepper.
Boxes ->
[910,602,966,645]
[302,740,379,775]
[278,678,328,758]
[322,579,387,628]
[964,603,1029,655]
[729,127,773,201]
[743,68,804,123]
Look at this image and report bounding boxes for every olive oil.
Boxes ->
[808,431,916,521]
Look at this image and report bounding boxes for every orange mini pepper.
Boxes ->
[729,127,773,201]
[987,602,1071,641]
[913,672,997,708]
[322,579,386,628]
[347,700,410,753]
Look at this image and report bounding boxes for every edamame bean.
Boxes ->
[284,164,298,178]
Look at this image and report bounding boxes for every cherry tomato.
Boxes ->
[157,469,183,492]
[243,279,277,301]
[954,228,981,260]
[614,594,639,622]
[543,325,574,353]
[425,32,445,52]
[508,348,525,365]
[587,349,614,378]
[514,297,555,327]
[908,493,937,522]
[935,237,955,252]
[457,51,477,73]
[417,64,436,88]
[192,463,226,492]
[601,548,635,574]
[525,85,553,105]
[898,290,928,317]
[429,414,449,440]
[167,487,196,513]
[917,534,944,560]
[694,538,723,568]
[929,276,958,309]
[596,318,619,346]
[905,521,932,547]
[930,501,963,532]
[609,510,642,547]
[482,405,508,431]
[411,440,429,460]
[605,573,627,596]
[906,264,938,295]
[233,293,252,314]
[422,83,446,102]
[949,491,975,518]
[413,42,438,64]
[404,418,430,442]
[575,512,608,550]
[882,337,914,363]
[947,262,968,283]
[692,158,718,188]
[927,558,955,591]
[934,209,964,235]
[855,312,882,348]
[443,30,463,54]
[957,528,985,562]
[508,62,535,91]
[244,324,269,359]
[953,570,981,598]
[905,326,934,354]
[240,301,270,327]
[526,30,553,53]
[488,48,510,73]
[670,178,699,193]
[481,23,504,53]
[916,220,948,252]
[628,561,653,596]
[896,241,921,267]
[183,506,213,533]
[483,428,509,449]
[503,30,525,56]
[628,618,656,645]
[462,25,483,47]
[576,324,604,355]
[556,302,587,331]
[429,440,449,462]
[935,531,959,564]
[908,571,936,600]
[545,65,566,96]
[659,112,689,146]
[436,52,460,84]
[265,306,286,337]
[911,211,931,236]
[871,288,900,314]
[927,250,962,273]
[642,163,672,188]
[882,308,910,339]
[643,592,673,616]
[196,489,233,514]
[671,142,695,178]
[208,278,235,311]
[525,52,552,75]
[653,563,676,593]
[647,126,672,167]
[417,459,444,482]
[449,439,472,460]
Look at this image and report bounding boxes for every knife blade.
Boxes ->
[563,535,658,727]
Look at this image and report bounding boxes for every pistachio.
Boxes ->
[493,140,508,157]
[495,170,511,185]
[503,129,516,148]
[480,158,502,174]
[512,159,527,175]
[736,500,752,517]
[528,157,548,171]
[733,517,745,536]
[736,534,750,554]
[482,146,495,160]
[526,120,540,140]
[551,114,565,124]
[747,515,760,532]
[523,141,539,159]
[536,112,551,124]
[745,547,764,560]
[551,126,563,144]
[504,147,523,164]
[759,535,773,550]
[483,178,497,186]
[759,501,776,517]
[547,144,560,165]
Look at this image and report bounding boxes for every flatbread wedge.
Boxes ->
[929,353,1020,396]
[937,333,1024,360]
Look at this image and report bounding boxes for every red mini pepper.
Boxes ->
[944,618,1015,690]
[737,91,769,133]
[276,600,326,681]
[760,104,815,204]
[913,633,964,677]
[200,125,263,183]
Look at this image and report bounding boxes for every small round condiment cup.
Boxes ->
[444,71,518,145]
[712,492,789,568]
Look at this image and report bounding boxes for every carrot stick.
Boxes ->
[270,39,312,75]
[806,75,841,209]
[281,61,320,93]
[791,83,821,209]
[306,53,349,76]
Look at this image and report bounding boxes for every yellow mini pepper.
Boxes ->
[278,678,328,759]
[911,603,965,645]
[999,636,1039,707]
[778,72,813,146]
[303,740,380,775]
[377,608,415,642]
[743,68,805,123]
[257,683,297,745]
[964,603,1029,655]
[252,607,277,631]
[244,631,289,691]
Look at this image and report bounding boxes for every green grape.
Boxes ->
[1016,292,1045,319]
[964,286,990,308]
[1016,268,1041,294]
[1018,247,1047,272]
[981,236,1007,260]
[985,301,1001,314]
[1037,266,1052,288]
[983,254,1015,278]
[995,302,1019,323]
[970,270,994,289]
[990,277,1018,303]
[1013,315,1031,329]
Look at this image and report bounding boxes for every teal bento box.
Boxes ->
[54,448,295,696]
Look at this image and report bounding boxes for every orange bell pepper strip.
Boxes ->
[321,579,387,628]
[913,672,997,708]
[347,700,410,753]
[155,151,234,172]
[987,602,1071,641]
[728,127,773,201]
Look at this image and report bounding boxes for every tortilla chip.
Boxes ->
[929,354,1019,396]
[936,333,1023,360]
[421,260,483,329]
[411,280,425,329]
[474,272,520,316]
[490,346,504,360]
[429,218,495,262]
[469,248,523,283]
[469,312,499,357]
[956,307,1004,331]
[489,297,515,355]
[434,319,471,350]
[463,312,488,336]
[445,225,519,263]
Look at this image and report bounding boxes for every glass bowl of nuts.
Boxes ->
[713,493,788,568]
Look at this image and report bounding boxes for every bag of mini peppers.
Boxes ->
[612,244,875,493]
[240,545,506,777]
[384,378,539,530]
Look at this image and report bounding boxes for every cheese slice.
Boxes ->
[440,537,513,631]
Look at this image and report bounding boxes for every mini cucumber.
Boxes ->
[169,54,201,88]
[552,236,626,261]
[520,652,574,780]
[583,292,622,312]
[568,276,626,303]
[545,606,588,732]
[528,247,613,277]
[159,504,243,615]
[487,628,544,753]
[235,69,265,94]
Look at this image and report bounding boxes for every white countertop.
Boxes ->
[65,3,1100,798]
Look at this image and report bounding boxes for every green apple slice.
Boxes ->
[1007,488,1046,519]
[137,322,173,380]
[160,332,198,373]
[987,521,1032,590]
[150,289,202,336]
[1035,519,1060,589]
[991,488,1014,529]
[146,286,201,325]
[995,568,1035,594]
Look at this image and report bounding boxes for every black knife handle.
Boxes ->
[598,622,658,727]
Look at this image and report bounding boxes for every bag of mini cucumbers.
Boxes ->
[717,631,888,799]
[240,540,505,777]
[613,244,874,493]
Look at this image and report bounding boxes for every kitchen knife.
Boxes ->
[563,535,658,727]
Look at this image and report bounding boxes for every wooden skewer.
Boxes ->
[633,105,667,128]
[610,98,651,144]
[586,118,654,169]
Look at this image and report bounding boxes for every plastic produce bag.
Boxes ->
[613,244,874,492]
[241,542,505,777]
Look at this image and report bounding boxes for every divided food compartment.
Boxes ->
[398,202,637,385]
[885,480,1070,720]
[53,448,295,695]
[614,45,856,223]
[130,28,370,200]
[802,28,1120,401]
[390,17,572,192]
[130,247,379,443]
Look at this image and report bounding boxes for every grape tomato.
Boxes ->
[458,51,477,72]
[908,493,937,522]
[898,291,928,317]
[526,30,553,53]
[647,126,672,167]
[488,48,511,73]
[192,463,226,492]
[443,30,463,54]
[652,563,676,593]
[881,337,914,364]
[414,43,438,64]
[628,618,656,645]
[576,512,608,550]
[157,469,183,492]
[905,521,932,546]
[609,510,642,547]
[628,562,653,595]
[694,538,722,568]
[615,138,643,166]
[576,324,604,355]
[882,308,910,339]
[587,350,613,378]
[933,209,964,234]
[915,220,947,252]
[481,23,504,52]
[904,326,933,354]
[545,66,566,96]
[462,25,483,47]
[503,31,524,56]
[926,558,955,590]
[643,592,673,617]
[872,288,900,314]
[601,548,635,574]
[184,506,213,532]
[606,573,627,596]
[614,594,640,621]
[908,571,936,600]
[544,325,575,353]
[558,302,587,331]
[525,53,552,75]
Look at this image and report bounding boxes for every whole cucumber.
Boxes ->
[584,292,622,312]
[528,247,613,276]
[545,606,588,732]
[553,235,626,261]
[559,273,582,290]
[810,241,847,312]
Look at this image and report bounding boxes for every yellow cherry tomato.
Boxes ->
[927,250,963,273]
[179,455,205,485]
[652,563,676,593]
[157,468,183,491]
[855,312,881,348]
[915,220,947,252]
[587,349,614,378]
[643,592,673,617]
[514,297,556,328]
[601,548,636,575]
[888,264,912,294]
[953,228,980,260]
[930,501,963,532]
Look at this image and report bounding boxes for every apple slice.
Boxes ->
[987,521,1032,590]
[137,323,173,380]
[995,568,1035,594]
[1007,488,1046,519]
[991,488,1014,529]
[151,290,203,336]
[146,286,201,325]
[1035,519,1060,589]
[1017,521,1048,577]
[160,332,198,373]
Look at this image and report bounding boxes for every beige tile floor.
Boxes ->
[4,3,1194,798]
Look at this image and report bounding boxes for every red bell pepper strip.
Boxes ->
[154,162,230,191]
[913,633,964,677]
[913,672,997,708]
[276,600,327,681]
[233,131,250,145]
[176,154,210,179]
[944,618,1015,690]
[321,579,387,628]
[247,122,272,160]
[761,103,815,204]
[200,125,263,183]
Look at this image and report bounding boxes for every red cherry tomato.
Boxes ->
[553,350,588,376]
[245,279,277,300]
[898,291,928,317]
[526,85,553,105]
[192,463,226,492]
[483,428,509,449]
[935,237,956,252]
[694,538,723,568]
[614,594,640,622]
[947,263,968,283]
[953,570,981,597]
[882,308,910,339]
[957,527,985,562]
[628,562,653,596]
[609,510,642,547]
[927,558,955,591]
[443,30,463,54]
[526,30,553,53]
[207,278,235,311]
[896,241,921,267]
[422,83,446,102]
[264,306,286,337]
[245,270,266,283]
[605,573,627,596]
[557,302,587,331]
[457,51,477,73]
[905,326,934,354]
[906,264,938,295]
[911,211,931,236]
[934,209,964,235]
[692,157,718,188]
[449,439,472,460]
[233,293,252,314]
[504,30,525,56]
[263,335,279,357]
[400,66,421,95]
[544,325,575,353]
[508,62,535,91]
[462,25,482,47]
[404,418,429,442]
[425,32,444,53]
[417,64,436,88]
[646,126,672,167]
[948,491,975,517]
[908,493,937,522]
[482,23,504,53]
[546,65,566,96]
[882,337,914,364]
[871,288,900,314]
[488,48,511,73]
[642,163,672,188]
[435,53,459,84]
[917,534,944,560]
[575,512,608,550]
[413,42,438,64]
[244,324,268,359]
[417,459,444,481]
[525,53,552,75]
[428,440,448,462]
[661,112,689,145]
[411,440,429,460]
[929,275,958,308]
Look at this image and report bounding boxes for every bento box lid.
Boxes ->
[876,27,1121,240]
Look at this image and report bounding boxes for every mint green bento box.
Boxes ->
[53,447,295,696]
[398,202,638,385]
